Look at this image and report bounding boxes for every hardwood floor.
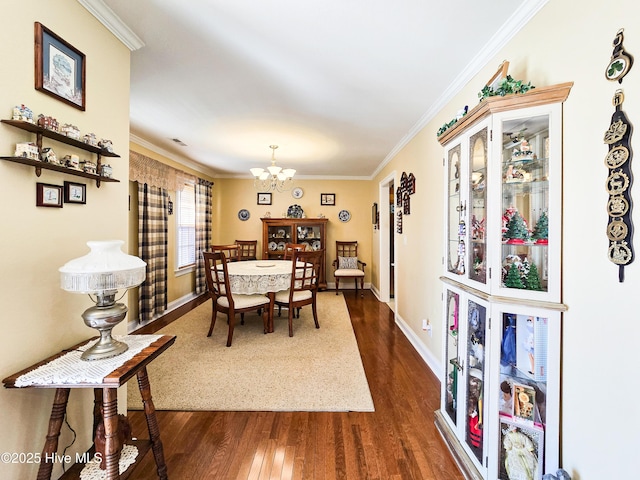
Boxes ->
[128,291,464,479]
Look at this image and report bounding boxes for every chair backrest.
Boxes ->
[210,244,240,262]
[291,249,323,293]
[235,240,257,261]
[202,251,234,306]
[336,241,358,260]
[283,243,307,260]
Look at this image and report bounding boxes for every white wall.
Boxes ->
[0,2,131,478]
[374,0,640,478]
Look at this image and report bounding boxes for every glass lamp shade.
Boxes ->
[59,240,146,361]
[59,240,146,294]
[250,167,265,178]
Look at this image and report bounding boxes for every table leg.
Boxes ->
[267,292,275,333]
[136,366,168,480]
[37,387,70,480]
[101,387,121,479]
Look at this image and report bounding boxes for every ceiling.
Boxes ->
[84,0,542,179]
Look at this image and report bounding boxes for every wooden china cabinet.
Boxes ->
[436,82,572,480]
[261,217,328,289]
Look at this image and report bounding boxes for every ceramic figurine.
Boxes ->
[15,142,39,160]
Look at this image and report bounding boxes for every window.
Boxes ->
[177,183,195,268]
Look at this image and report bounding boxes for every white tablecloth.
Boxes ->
[226,260,292,295]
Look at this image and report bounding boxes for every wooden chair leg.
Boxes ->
[240,312,245,325]
[288,306,294,337]
[360,277,365,297]
[207,304,217,337]
[312,298,319,329]
[335,277,340,295]
[226,311,236,347]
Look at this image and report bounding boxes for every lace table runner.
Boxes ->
[14,335,162,387]
[79,444,138,480]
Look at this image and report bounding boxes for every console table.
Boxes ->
[2,334,175,480]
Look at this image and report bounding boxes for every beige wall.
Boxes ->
[213,178,374,286]
[0,2,131,478]
[373,0,640,477]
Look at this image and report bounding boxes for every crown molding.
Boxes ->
[77,0,145,51]
[129,134,220,178]
[372,0,549,179]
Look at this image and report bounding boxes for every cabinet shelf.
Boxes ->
[1,119,120,187]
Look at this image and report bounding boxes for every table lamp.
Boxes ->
[59,240,146,361]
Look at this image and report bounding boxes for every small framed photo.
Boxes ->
[34,22,86,110]
[36,183,63,208]
[321,193,335,206]
[257,192,272,205]
[64,181,86,204]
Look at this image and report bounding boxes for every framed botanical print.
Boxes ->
[35,22,86,110]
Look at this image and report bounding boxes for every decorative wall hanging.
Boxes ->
[396,211,403,234]
[604,89,634,281]
[605,29,634,83]
[257,192,272,205]
[320,193,335,206]
[396,172,417,214]
[35,23,86,110]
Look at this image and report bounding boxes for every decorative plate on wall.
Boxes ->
[292,187,304,199]
[238,209,250,221]
[338,209,351,222]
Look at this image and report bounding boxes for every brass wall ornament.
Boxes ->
[604,90,634,281]
[606,29,634,83]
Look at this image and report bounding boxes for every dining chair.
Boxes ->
[274,249,323,337]
[333,241,366,297]
[235,240,258,261]
[210,244,240,262]
[202,251,270,346]
[283,242,307,260]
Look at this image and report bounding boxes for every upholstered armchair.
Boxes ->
[332,241,366,297]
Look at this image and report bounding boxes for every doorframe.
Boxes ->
[378,171,396,303]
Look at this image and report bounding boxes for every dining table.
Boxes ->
[225,259,293,332]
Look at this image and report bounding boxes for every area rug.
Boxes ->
[127,292,374,412]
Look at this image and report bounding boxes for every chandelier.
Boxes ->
[250,145,296,192]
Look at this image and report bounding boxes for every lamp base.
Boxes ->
[81,301,129,361]
[82,336,129,361]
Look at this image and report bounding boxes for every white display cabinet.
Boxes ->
[435,82,572,480]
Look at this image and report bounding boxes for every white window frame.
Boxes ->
[176,183,196,269]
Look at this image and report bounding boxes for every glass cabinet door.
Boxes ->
[446,144,464,275]
[494,305,560,480]
[464,298,487,464]
[267,225,292,254]
[444,289,461,425]
[296,224,322,251]
[469,127,488,284]
[498,112,556,298]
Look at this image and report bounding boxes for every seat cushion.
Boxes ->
[218,294,270,309]
[275,289,312,303]
[335,269,364,277]
[338,256,358,269]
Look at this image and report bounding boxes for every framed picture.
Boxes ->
[35,22,86,110]
[36,183,63,208]
[321,193,335,206]
[64,181,86,204]
[372,202,378,225]
[257,192,272,205]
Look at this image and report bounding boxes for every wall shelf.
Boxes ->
[1,119,120,187]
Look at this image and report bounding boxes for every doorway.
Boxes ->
[378,172,396,307]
